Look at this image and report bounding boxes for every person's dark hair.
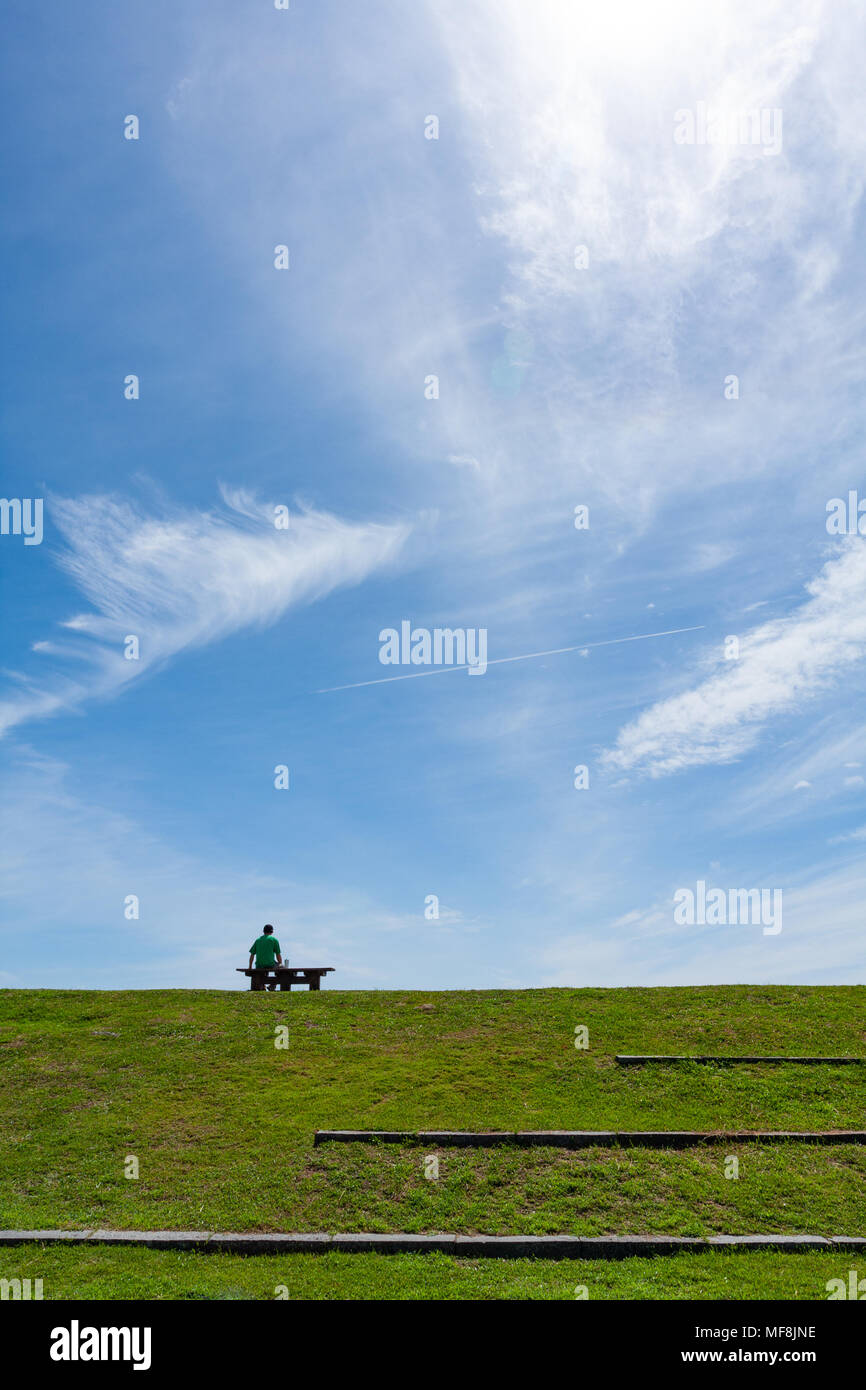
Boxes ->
[263,924,274,935]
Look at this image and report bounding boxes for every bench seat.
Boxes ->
[236,967,334,992]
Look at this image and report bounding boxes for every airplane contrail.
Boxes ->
[316,624,706,693]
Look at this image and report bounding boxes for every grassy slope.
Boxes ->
[1,986,864,1240]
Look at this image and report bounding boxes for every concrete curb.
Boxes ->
[615,1055,866,1065]
[208,1233,332,1254]
[0,1230,862,1258]
[332,1233,458,1254]
[313,1129,866,1148]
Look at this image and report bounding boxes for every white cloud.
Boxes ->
[0,490,410,737]
[602,541,866,777]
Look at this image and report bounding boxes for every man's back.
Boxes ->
[250,933,281,968]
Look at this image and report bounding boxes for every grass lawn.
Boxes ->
[1,1245,856,1301]
[1,985,863,1298]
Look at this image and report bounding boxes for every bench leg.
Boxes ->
[309,977,320,990]
[250,974,266,992]
[279,980,292,991]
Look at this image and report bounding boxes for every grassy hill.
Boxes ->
[1,985,864,1299]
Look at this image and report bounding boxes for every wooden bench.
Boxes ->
[237,966,334,992]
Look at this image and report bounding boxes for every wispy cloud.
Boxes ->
[602,542,866,777]
[436,1,823,282]
[158,0,866,550]
[418,0,866,520]
[0,489,410,736]
[828,824,866,844]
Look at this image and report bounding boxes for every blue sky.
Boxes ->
[2,0,866,989]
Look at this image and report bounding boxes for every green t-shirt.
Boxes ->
[250,934,281,967]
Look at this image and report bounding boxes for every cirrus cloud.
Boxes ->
[0,488,410,737]
[602,540,866,777]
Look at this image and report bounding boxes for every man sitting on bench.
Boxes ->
[248,924,283,990]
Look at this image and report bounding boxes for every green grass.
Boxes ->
[1,1244,856,1301]
[1,985,863,1297]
